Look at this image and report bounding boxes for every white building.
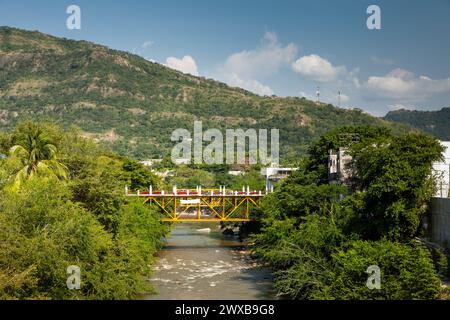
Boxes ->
[261,167,298,191]
[139,159,163,167]
[228,170,244,176]
[152,170,176,179]
[432,141,450,198]
[328,148,353,185]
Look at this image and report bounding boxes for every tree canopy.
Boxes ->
[254,126,446,299]
[0,121,169,299]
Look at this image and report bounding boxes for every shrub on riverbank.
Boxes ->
[0,121,168,299]
[255,126,444,300]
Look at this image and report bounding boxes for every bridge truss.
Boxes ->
[126,186,266,222]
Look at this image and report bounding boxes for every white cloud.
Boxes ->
[292,54,347,82]
[132,41,155,56]
[215,31,297,96]
[364,68,450,100]
[228,73,274,96]
[300,91,317,101]
[165,55,199,76]
[223,31,298,79]
[370,56,395,66]
[141,41,154,49]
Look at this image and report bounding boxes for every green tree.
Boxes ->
[7,122,68,191]
[0,121,169,299]
[329,240,441,300]
[122,159,160,190]
[307,126,392,183]
[166,166,215,188]
[255,127,445,300]
[348,133,444,241]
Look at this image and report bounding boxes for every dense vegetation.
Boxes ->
[0,26,411,162]
[0,121,169,299]
[1,26,448,301]
[254,126,447,299]
[385,107,450,140]
[160,164,265,192]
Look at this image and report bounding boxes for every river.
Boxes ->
[143,223,277,300]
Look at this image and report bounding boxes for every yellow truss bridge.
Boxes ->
[126,186,267,222]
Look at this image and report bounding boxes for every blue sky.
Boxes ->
[1,0,450,115]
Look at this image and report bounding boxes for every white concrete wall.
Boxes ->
[432,141,450,198]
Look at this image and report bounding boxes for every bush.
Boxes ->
[0,121,168,299]
[255,128,445,300]
[0,178,112,299]
[0,176,168,299]
[254,213,346,299]
[256,214,441,300]
[329,240,441,300]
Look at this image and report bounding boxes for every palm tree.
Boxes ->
[9,124,68,189]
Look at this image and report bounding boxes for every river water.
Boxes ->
[143,223,276,300]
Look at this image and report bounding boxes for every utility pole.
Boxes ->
[338,90,341,108]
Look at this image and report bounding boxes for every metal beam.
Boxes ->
[128,187,265,222]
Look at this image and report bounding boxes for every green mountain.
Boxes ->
[385,108,450,141]
[0,26,407,161]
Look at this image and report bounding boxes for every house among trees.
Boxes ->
[328,148,352,183]
[328,141,450,198]
[432,141,450,198]
[328,148,356,192]
[139,159,163,167]
[261,166,298,191]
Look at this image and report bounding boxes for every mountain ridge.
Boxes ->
[384,107,450,141]
[0,26,410,161]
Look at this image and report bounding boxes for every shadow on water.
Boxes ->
[142,223,277,300]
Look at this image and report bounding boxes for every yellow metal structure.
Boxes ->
[126,187,265,222]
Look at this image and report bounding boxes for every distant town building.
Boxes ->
[152,170,176,179]
[328,148,355,191]
[228,170,244,176]
[261,166,298,191]
[432,141,450,198]
[139,159,163,167]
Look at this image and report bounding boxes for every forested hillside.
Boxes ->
[0,26,409,161]
[385,108,450,140]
